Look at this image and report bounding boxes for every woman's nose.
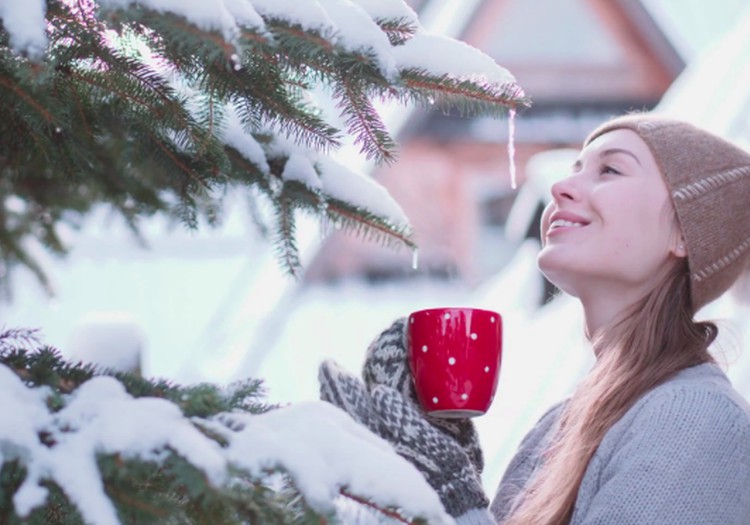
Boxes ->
[550,174,581,203]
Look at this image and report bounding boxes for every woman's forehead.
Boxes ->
[582,129,655,164]
[585,128,645,152]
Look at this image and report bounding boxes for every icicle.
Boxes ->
[318,198,332,237]
[319,216,331,238]
[507,107,517,189]
[411,248,419,270]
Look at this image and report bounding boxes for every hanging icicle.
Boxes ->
[507,107,518,189]
[411,248,419,270]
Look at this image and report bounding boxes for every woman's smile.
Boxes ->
[546,210,591,238]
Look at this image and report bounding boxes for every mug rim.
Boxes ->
[409,306,501,317]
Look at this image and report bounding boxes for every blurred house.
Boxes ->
[304,0,684,292]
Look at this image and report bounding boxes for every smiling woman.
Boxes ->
[318,112,750,525]
[500,114,750,525]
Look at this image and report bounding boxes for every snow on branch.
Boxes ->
[0,363,451,524]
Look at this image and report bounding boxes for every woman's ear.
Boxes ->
[670,234,687,258]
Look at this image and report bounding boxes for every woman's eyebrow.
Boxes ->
[601,148,641,166]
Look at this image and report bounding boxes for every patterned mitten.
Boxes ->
[372,384,489,518]
[361,317,484,474]
[319,361,488,518]
[319,359,379,433]
[318,318,489,518]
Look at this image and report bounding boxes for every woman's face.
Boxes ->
[537,129,682,300]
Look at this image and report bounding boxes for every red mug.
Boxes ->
[407,307,502,418]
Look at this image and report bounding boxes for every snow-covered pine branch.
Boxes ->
[0,336,452,524]
[0,0,527,285]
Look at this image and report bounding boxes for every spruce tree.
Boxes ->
[0,0,528,523]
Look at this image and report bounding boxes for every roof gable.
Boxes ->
[462,0,682,103]
[488,0,626,66]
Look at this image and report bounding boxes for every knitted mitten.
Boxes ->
[372,384,489,518]
[318,318,489,518]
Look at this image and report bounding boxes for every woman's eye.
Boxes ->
[601,165,621,176]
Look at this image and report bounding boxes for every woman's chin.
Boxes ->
[537,253,583,297]
[536,248,565,278]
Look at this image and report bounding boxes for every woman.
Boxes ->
[318,113,750,525]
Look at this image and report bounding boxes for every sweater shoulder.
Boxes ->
[637,363,750,418]
[607,363,750,449]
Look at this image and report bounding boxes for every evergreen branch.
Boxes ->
[105,483,170,519]
[100,6,237,70]
[262,19,384,85]
[224,147,271,189]
[271,179,413,251]
[71,69,168,117]
[91,52,181,113]
[324,199,415,250]
[146,11,237,57]
[199,55,341,153]
[146,130,209,189]
[239,27,270,46]
[375,17,419,46]
[0,75,56,123]
[334,74,397,164]
[273,187,302,277]
[0,0,528,303]
[69,81,94,137]
[0,229,54,296]
[400,69,530,116]
[0,327,41,351]
[340,488,419,525]
[0,343,271,415]
[207,90,216,144]
[264,19,336,56]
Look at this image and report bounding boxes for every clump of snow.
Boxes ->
[99,0,250,43]
[251,0,333,32]
[393,33,517,85]
[0,364,450,524]
[0,0,47,58]
[213,401,453,524]
[282,153,323,190]
[68,312,146,373]
[349,0,419,25]
[317,156,410,226]
[221,0,266,30]
[317,0,397,78]
[222,105,271,175]
[268,135,409,227]
[9,374,228,525]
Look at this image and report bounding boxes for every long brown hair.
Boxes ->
[503,258,717,525]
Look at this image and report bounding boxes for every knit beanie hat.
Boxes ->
[584,114,750,313]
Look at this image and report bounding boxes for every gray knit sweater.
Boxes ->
[457,363,750,525]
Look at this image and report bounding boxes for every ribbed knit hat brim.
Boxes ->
[585,114,750,312]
